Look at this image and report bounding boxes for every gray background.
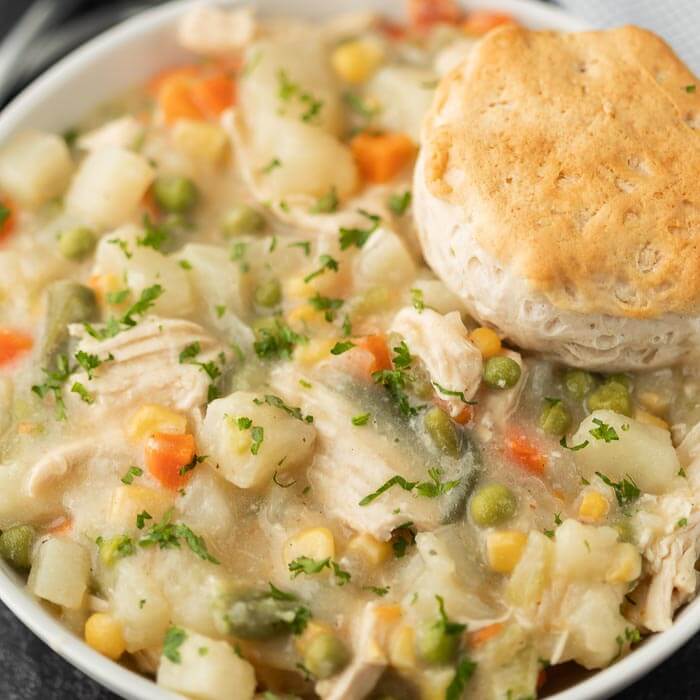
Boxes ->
[0,1,697,698]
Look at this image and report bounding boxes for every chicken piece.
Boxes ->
[391,307,482,418]
[271,366,443,540]
[633,494,700,631]
[77,116,144,153]
[177,5,256,55]
[67,317,229,414]
[316,602,393,700]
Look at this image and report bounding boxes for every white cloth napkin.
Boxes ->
[556,0,700,73]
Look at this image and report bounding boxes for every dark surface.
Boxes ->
[0,1,698,699]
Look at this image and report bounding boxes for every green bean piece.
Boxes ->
[564,369,596,399]
[303,633,350,679]
[424,407,461,458]
[0,525,35,570]
[218,589,305,640]
[59,227,96,261]
[152,175,199,214]
[222,204,265,237]
[254,279,282,308]
[483,356,521,390]
[586,380,632,416]
[416,619,459,665]
[470,484,517,527]
[539,400,571,436]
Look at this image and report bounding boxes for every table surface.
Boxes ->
[0,0,698,698]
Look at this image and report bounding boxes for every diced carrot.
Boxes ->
[504,427,547,475]
[148,65,200,96]
[145,432,196,490]
[356,335,393,374]
[378,19,407,40]
[0,329,32,366]
[408,0,463,30]
[462,11,515,35]
[0,198,16,242]
[190,73,236,119]
[453,403,474,425]
[158,77,203,125]
[469,623,503,647]
[538,669,547,689]
[351,131,417,184]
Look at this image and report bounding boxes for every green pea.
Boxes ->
[59,227,96,261]
[424,407,461,458]
[539,400,571,436]
[564,369,596,399]
[606,373,631,389]
[254,279,282,308]
[303,633,350,679]
[587,380,632,416]
[483,356,521,390]
[153,175,199,214]
[0,525,35,570]
[222,204,265,237]
[470,484,517,527]
[416,620,459,665]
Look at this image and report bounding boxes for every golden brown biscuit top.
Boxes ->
[424,25,700,318]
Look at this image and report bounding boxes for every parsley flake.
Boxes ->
[339,210,381,250]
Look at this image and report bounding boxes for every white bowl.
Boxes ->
[0,1,694,699]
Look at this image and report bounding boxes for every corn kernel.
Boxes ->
[469,327,502,358]
[346,533,392,566]
[634,408,669,431]
[295,620,331,654]
[486,531,527,574]
[417,667,459,700]
[109,485,173,528]
[578,491,610,523]
[89,273,121,307]
[295,338,336,366]
[331,39,384,84]
[287,304,324,326]
[374,604,402,625]
[172,119,229,167]
[606,543,642,584]
[84,613,126,660]
[284,276,310,301]
[284,527,336,567]
[637,390,670,415]
[126,404,187,443]
[388,624,415,670]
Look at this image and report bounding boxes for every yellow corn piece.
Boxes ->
[287,304,324,327]
[226,415,252,455]
[417,667,459,700]
[109,485,173,528]
[346,533,392,566]
[374,604,403,625]
[284,527,335,567]
[331,39,384,84]
[469,327,502,358]
[634,408,669,431]
[172,119,229,167]
[89,273,122,307]
[486,531,527,574]
[637,390,670,416]
[84,613,126,660]
[578,491,610,523]
[295,620,331,655]
[606,543,642,584]
[284,275,311,301]
[295,338,336,366]
[388,624,415,670]
[126,404,187,443]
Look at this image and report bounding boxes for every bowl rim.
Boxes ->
[0,1,696,699]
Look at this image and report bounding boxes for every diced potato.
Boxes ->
[199,391,317,489]
[157,628,256,700]
[127,404,187,442]
[388,623,416,669]
[367,66,438,142]
[283,527,335,567]
[578,491,610,523]
[67,147,154,228]
[572,410,679,494]
[332,39,384,84]
[417,668,460,700]
[84,613,126,660]
[28,538,90,609]
[112,558,171,652]
[486,531,527,574]
[353,227,416,290]
[0,130,73,207]
[410,278,464,316]
[77,116,144,153]
[109,485,174,529]
[606,542,642,584]
[506,531,553,609]
[346,533,392,566]
[172,120,229,167]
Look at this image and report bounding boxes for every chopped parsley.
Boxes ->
[410,287,425,312]
[343,91,381,121]
[179,259,192,270]
[163,626,187,663]
[372,341,418,417]
[254,394,313,423]
[311,187,339,214]
[179,454,206,477]
[308,292,344,322]
[215,304,226,319]
[277,69,324,123]
[106,289,130,305]
[339,210,381,250]
[391,523,416,558]
[595,472,641,507]
[75,350,111,379]
[388,191,412,216]
[685,84,697,93]
[121,466,143,485]
[70,381,94,404]
[352,413,371,426]
[178,342,225,401]
[261,157,282,174]
[136,510,152,529]
[414,467,461,498]
[359,475,417,506]
[364,585,390,596]
[288,240,311,256]
[330,340,355,355]
[108,238,132,259]
[435,594,466,636]
[288,556,351,585]
[677,517,688,529]
[342,314,352,337]
[0,202,9,227]
[31,354,74,420]
[254,318,307,360]
[560,436,589,451]
[138,510,219,564]
[233,416,264,455]
[84,285,164,340]
[679,467,687,478]
[589,418,619,443]
[446,657,478,700]
[273,471,296,488]
[432,381,476,405]
[303,254,339,283]
[137,214,169,251]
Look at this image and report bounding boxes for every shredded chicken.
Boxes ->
[177,5,256,55]
[391,307,482,417]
